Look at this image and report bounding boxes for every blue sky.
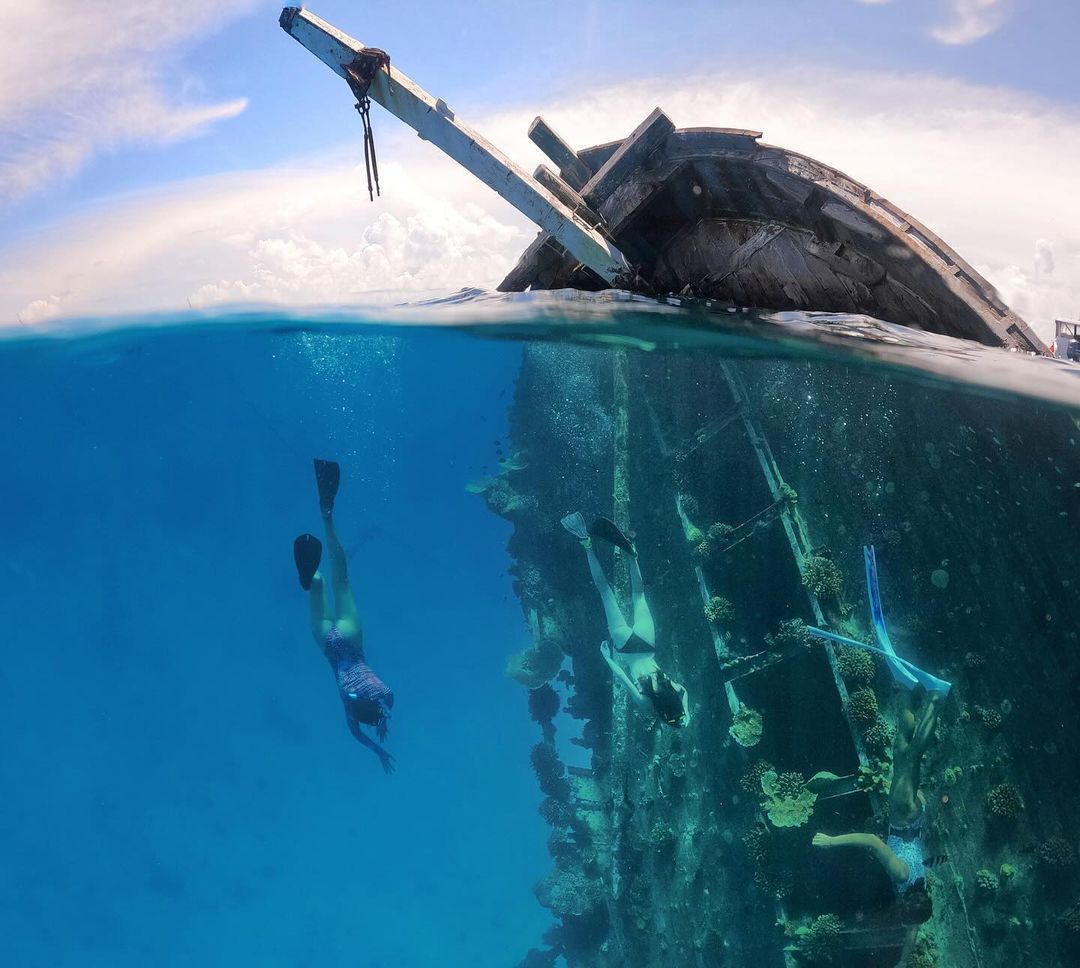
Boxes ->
[2,0,1079,336]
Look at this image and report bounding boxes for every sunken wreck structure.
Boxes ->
[281,9,1080,967]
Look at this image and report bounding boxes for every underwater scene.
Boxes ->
[2,298,1079,968]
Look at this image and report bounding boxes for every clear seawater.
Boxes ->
[1,293,1078,968]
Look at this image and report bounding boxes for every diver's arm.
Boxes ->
[600,642,649,709]
[912,693,942,752]
[812,832,909,884]
[679,686,691,727]
[348,718,396,774]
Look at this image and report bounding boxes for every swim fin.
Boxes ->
[560,511,590,542]
[294,533,322,590]
[313,458,340,516]
[863,545,951,697]
[590,516,636,556]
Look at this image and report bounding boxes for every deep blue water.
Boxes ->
[0,326,548,967]
[2,302,1078,968]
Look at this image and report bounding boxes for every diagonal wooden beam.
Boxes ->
[280,6,632,285]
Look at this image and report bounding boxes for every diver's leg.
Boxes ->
[309,572,334,642]
[323,513,361,638]
[585,542,633,647]
[628,555,656,647]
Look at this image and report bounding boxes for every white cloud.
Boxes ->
[1034,239,1055,278]
[2,65,1078,342]
[931,0,1010,45]
[0,1,252,203]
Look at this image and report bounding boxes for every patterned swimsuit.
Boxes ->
[887,808,926,893]
[323,626,393,732]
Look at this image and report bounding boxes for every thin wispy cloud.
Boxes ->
[0,0,253,204]
[931,0,1010,45]
[2,66,1076,342]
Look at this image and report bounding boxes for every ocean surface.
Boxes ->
[1,293,1078,968]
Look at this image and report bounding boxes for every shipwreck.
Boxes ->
[281,9,1080,968]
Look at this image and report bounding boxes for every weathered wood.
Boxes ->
[702,222,785,287]
[280,7,632,284]
[533,164,602,226]
[528,116,593,190]
[507,126,1043,352]
[581,108,675,207]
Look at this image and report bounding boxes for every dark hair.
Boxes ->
[898,881,933,924]
[641,672,685,727]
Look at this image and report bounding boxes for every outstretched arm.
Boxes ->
[600,642,649,710]
[812,832,909,885]
[912,693,942,753]
[348,718,396,774]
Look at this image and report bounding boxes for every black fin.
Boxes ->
[313,458,340,515]
[293,533,322,590]
[590,516,636,555]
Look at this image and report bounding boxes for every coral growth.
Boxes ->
[534,867,603,918]
[761,770,817,828]
[1037,836,1077,870]
[986,782,1024,820]
[531,742,571,802]
[707,521,733,543]
[863,718,894,757]
[507,637,564,689]
[538,796,570,828]
[975,869,1000,894]
[802,556,844,600]
[465,474,537,518]
[786,913,843,962]
[848,687,879,726]
[744,823,793,899]
[1060,902,1080,934]
[741,759,776,795]
[729,703,763,748]
[778,482,798,504]
[856,760,893,796]
[975,705,1003,729]
[837,646,876,685]
[704,595,734,624]
[528,684,561,742]
[765,618,811,652]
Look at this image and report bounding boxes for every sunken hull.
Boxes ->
[501,119,1043,354]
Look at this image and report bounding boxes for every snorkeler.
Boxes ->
[812,688,941,918]
[561,512,690,728]
[810,547,950,918]
[293,459,395,774]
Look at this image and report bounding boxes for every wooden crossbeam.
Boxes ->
[528,116,593,190]
[581,108,675,207]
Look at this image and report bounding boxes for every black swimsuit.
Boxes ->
[617,632,654,655]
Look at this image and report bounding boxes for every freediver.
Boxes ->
[561,512,691,728]
[810,546,952,921]
[294,459,395,774]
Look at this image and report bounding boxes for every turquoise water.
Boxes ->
[1,296,1078,968]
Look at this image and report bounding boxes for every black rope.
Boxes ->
[344,49,391,203]
[357,96,380,201]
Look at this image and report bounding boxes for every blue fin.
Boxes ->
[863,546,951,696]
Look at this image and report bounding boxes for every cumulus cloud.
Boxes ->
[2,65,1078,342]
[931,0,1010,46]
[0,0,251,203]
